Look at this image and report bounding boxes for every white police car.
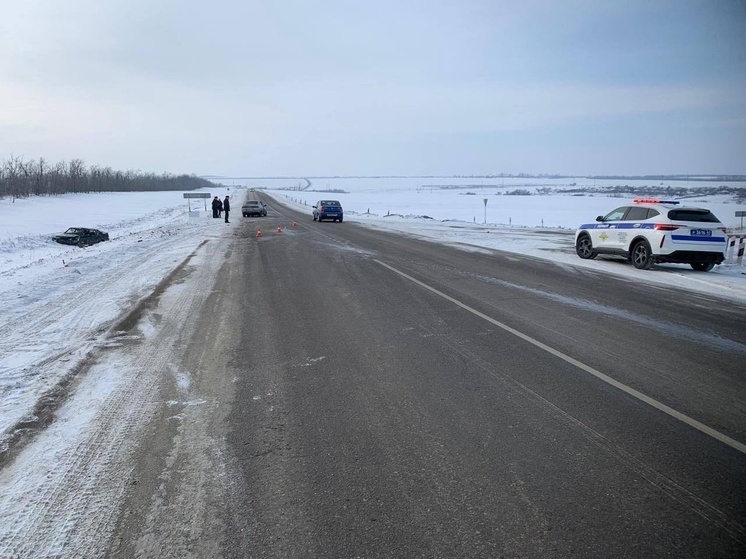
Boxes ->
[575,199,727,271]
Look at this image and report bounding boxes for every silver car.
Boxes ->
[242,201,267,217]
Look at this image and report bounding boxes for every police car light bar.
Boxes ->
[633,198,680,205]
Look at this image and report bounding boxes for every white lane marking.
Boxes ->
[374,259,746,455]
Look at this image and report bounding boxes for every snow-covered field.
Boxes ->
[0,178,745,554]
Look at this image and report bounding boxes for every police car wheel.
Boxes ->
[690,262,715,272]
[631,240,654,270]
[575,234,596,259]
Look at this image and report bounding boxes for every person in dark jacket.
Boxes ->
[224,195,231,223]
[211,196,219,218]
[217,198,223,217]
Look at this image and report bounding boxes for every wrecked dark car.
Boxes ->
[53,227,110,247]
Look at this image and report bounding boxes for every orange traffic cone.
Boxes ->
[276,226,283,233]
[292,221,298,227]
[256,228,262,237]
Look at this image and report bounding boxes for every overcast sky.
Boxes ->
[1,0,744,177]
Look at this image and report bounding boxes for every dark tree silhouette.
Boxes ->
[0,156,213,199]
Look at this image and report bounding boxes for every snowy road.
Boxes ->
[0,187,744,557]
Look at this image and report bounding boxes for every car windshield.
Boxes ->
[667,209,720,223]
[65,228,83,234]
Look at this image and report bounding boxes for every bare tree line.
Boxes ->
[0,156,213,199]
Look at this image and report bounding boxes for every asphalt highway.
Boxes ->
[115,194,746,558]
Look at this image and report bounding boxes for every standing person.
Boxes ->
[217,198,223,218]
[224,195,231,223]
[211,196,219,218]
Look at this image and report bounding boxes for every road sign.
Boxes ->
[183,192,211,211]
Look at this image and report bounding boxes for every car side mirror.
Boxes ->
[595,215,604,222]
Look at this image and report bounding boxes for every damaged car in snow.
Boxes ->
[52,227,110,247]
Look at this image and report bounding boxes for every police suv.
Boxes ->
[575,199,727,271]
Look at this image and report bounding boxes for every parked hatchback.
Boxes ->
[313,200,344,222]
[574,199,727,271]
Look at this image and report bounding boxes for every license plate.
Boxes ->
[690,229,712,236]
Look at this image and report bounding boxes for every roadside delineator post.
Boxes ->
[725,235,745,265]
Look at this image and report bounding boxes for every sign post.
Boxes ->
[736,211,746,231]
[183,192,211,212]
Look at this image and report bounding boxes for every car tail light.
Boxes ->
[653,223,680,231]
